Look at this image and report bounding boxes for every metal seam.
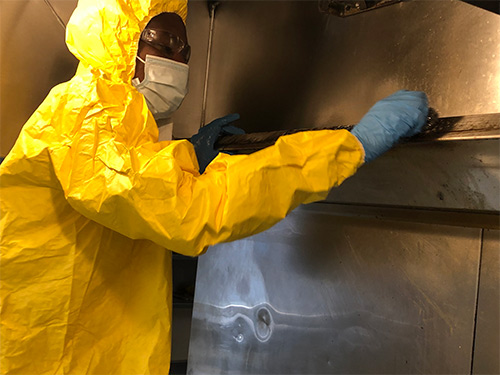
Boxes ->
[470,228,485,375]
[43,0,66,30]
[200,4,217,128]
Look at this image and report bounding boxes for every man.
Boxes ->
[133,12,191,142]
[0,0,427,374]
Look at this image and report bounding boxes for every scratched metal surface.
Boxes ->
[188,208,481,374]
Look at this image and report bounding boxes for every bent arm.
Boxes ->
[60,126,363,256]
[32,80,363,255]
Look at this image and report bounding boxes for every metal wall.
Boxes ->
[189,1,500,374]
[189,208,484,374]
[204,0,500,128]
[201,0,500,212]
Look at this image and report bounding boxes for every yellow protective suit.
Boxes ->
[0,0,364,373]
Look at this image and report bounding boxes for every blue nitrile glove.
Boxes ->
[351,90,429,163]
[190,113,245,173]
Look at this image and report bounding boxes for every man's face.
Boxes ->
[134,12,189,82]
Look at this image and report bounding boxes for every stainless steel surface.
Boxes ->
[424,112,500,140]
[189,2,499,372]
[327,139,500,211]
[0,0,78,155]
[173,1,211,139]
[43,0,66,30]
[189,208,482,374]
[200,0,500,212]
[205,0,500,130]
[44,0,78,25]
[473,229,500,375]
[200,3,217,128]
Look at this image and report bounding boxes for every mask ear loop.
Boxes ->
[136,55,146,64]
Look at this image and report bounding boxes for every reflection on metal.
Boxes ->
[188,208,482,374]
[202,1,500,212]
[318,0,402,17]
[199,1,219,128]
[42,0,79,25]
[215,112,500,153]
[205,1,500,132]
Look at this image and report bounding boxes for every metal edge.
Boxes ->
[299,202,500,229]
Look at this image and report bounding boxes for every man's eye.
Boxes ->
[162,45,174,56]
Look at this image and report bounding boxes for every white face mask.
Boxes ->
[132,55,189,120]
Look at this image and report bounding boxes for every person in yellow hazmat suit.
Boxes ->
[0,0,428,373]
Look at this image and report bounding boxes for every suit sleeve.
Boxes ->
[46,83,364,256]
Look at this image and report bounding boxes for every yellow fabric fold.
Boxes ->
[0,0,364,373]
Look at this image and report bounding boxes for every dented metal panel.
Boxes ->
[188,208,482,374]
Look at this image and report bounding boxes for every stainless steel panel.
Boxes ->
[0,0,78,155]
[473,229,500,375]
[327,139,500,211]
[173,1,211,139]
[203,0,500,212]
[188,208,482,374]
[45,0,78,26]
[206,0,500,130]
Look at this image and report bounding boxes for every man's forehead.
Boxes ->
[146,12,187,40]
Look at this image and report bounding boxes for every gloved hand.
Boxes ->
[190,113,245,173]
[351,90,429,163]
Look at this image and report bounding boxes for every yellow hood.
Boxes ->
[66,0,187,83]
